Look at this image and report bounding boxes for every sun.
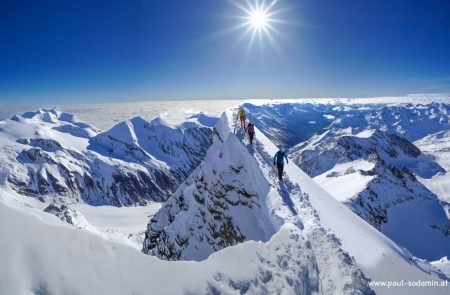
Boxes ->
[226,0,280,43]
[218,0,292,71]
[248,8,270,30]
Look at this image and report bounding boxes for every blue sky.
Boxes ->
[0,0,449,105]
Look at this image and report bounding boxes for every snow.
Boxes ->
[0,108,212,205]
[355,129,376,138]
[288,118,450,261]
[244,95,450,107]
[432,257,450,277]
[143,116,278,260]
[244,114,449,294]
[245,100,449,151]
[381,197,450,260]
[72,203,162,249]
[0,110,374,294]
[144,109,448,293]
[0,101,449,294]
[313,160,376,202]
[254,100,449,262]
[0,112,92,152]
[91,114,212,178]
[0,191,323,295]
[415,131,450,203]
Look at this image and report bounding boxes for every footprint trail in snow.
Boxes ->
[234,116,374,294]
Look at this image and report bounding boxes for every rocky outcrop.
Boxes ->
[44,203,93,230]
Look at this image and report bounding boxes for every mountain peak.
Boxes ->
[9,108,99,138]
[187,112,218,127]
[149,116,176,128]
[129,116,149,127]
[21,108,60,123]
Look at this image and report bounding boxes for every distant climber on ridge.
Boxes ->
[237,107,247,130]
[273,147,288,181]
[245,121,255,145]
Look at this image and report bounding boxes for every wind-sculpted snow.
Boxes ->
[0,109,213,206]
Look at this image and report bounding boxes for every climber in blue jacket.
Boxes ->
[273,147,288,181]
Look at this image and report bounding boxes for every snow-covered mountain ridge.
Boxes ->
[0,108,214,206]
[0,102,449,294]
[244,101,449,146]
[142,109,449,294]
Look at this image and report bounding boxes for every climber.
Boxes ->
[245,121,255,145]
[237,107,247,130]
[273,147,288,181]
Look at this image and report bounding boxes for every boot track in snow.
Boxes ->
[233,115,374,294]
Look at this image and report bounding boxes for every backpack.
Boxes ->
[247,124,255,133]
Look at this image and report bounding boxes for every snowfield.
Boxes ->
[0,98,449,294]
[313,159,376,202]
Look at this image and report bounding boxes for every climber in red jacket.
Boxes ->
[245,121,255,145]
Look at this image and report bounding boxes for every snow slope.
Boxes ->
[313,159,376,201]
[0,185,162,249]
[248,116,449,294]
[432,257,450,278]
[0,191,322,295]
[143,109,449,294]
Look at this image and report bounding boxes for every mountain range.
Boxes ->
[0,101,449,294]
